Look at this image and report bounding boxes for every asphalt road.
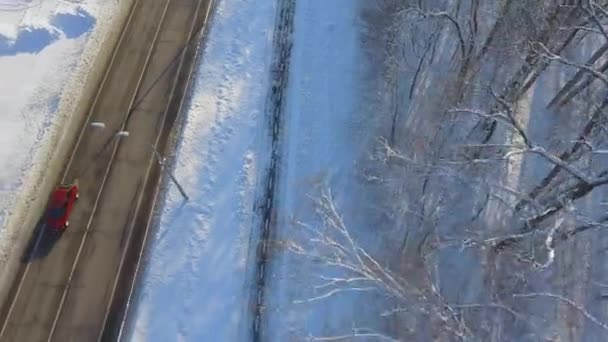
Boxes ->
[0,0,211,341]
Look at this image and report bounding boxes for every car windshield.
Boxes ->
[49,206,66,219]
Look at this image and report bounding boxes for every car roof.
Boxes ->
[50,187,69,206]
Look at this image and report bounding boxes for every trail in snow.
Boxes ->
[251,0,295,339]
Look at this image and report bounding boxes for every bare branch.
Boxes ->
[483,230,537,249]
[582,4,608,42]
[314,276,375,290]
[380,306,410,317]
[294,287,378,304]
[449,108,515,128]
[398,7,467,59]
[464,145,592,184]
[514,292,608,333]
[593,279,608,288]
[548,43,608,107]
[287,187,476,339]
[452,303,524,322]
[488,87,532,148]
[523,147,591,184]
[592,1,608,19]
[559,25,604,35]
[309,329,400,342]
[517,98,608,211]
[409,30,436,100]
[533,41,608,87]
[560,214,608,240]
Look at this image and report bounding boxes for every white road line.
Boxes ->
[45,0,175,340]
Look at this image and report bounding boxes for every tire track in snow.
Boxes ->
[252,0,295,340]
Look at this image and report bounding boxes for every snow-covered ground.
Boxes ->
[125,0,387,340]
[0,0,125,294]
[124,0,276,340]
[262,0,389,339]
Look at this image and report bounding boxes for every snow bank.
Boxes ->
[0,0,134,304]
[124,0,276,340]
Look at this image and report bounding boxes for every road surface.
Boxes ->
[0,0,212,341]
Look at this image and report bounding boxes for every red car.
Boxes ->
[46,183,79,230]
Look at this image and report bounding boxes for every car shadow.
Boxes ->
[20,219,63,262]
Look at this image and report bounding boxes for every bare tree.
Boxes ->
[281,187,608,340]
[341,0,608,340]
[282,189,472,340]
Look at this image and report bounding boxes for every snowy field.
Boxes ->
[0,0,126,301]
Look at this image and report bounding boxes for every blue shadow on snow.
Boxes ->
[0,27,57,55]
[0,8,95,56]
[51,8,95,39]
